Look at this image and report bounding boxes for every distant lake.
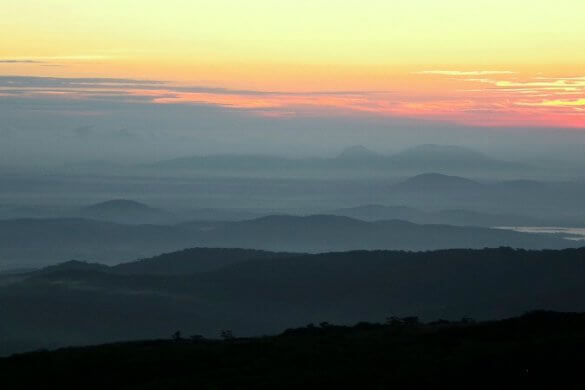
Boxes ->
[495,226,585,241]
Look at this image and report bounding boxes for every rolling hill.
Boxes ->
[1,247,584,355]
[0,215,576,269]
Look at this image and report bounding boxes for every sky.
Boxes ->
[1,1,584,164]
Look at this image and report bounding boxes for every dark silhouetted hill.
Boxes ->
[1,247,584,355]
[1,311,584,389]
[112,247,294,275]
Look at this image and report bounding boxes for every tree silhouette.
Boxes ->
[220,330,234,341]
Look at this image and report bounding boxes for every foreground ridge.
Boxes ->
[1,311,584,389]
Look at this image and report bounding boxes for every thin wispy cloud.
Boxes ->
[2,55,113,61]
[0,76,166,88]
[416,70,515,76]
[1,74,583,128]
[0,59,46,64]
[517,99,585,107]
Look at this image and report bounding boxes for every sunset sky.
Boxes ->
[1,0,584,132]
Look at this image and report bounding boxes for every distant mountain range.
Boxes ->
[0,214,577,270]
[1,247,584,355]
[144,144,526,177]
[0,199,270,225]
[381,173,585,217]
[2,168,584,226]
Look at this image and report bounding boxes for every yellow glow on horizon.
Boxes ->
[3,1,585,68]
[1,1,584,128]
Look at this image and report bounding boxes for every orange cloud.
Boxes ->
[2,72,584,128]
[517,99,585,107]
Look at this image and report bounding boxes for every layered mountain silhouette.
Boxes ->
[0,215,577,269]
[145,144,525,177]
[378,173,585,217]
[112,248,294,275]
[1,247,585,355]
